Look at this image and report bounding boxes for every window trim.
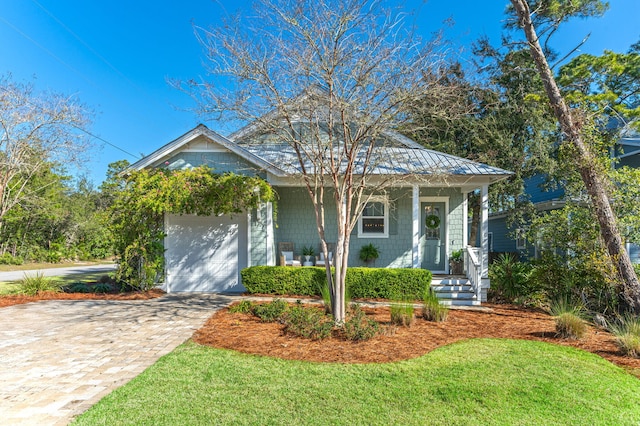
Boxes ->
[358,196,389,238]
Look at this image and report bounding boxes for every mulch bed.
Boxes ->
[193,302,640,373]
[3,291,637,374]
[0,289,165,308]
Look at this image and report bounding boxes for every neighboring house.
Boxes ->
[129,122,511,305]
[489,126,640,263]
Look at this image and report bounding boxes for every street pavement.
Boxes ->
[0,264,117,282]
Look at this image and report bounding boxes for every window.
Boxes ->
[358,197,388,238]
[516,228,526,250]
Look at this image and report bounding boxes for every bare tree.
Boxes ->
[0,75,92,233]
[509,0,640,313]
[185,0,459,322]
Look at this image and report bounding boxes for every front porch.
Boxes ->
[265,184,492,305]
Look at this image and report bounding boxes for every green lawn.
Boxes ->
[73,338,640,425]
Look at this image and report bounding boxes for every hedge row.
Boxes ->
[241,266,432,300]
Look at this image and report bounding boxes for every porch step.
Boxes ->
[431,276,469,286]
[431,275,480,306]
[437,298,482,307]
[431,285,472,292]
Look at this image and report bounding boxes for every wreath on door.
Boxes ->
[425,214,440,229]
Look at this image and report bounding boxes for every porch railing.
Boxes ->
[464,246,482,302]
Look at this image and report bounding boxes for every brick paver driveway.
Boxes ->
[0,294,236,425]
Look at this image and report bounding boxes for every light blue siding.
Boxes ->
[273,186,464,268]
[250,205,269,266]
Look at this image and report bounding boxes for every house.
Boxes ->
[128,122,512,305]
[489,125,640,263]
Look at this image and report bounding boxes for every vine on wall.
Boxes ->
[108,166,275,290]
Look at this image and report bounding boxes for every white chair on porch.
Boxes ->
[315,243,334,267]
[279,242,301,267]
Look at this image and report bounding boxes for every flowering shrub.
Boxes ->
[109,166,274,290]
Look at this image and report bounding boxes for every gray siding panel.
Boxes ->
[162,151,265,177]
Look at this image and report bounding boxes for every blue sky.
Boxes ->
[1,0,638,185]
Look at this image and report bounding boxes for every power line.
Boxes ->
[31,0,142,91]
[74,126,141,160]
[0,15,98,88]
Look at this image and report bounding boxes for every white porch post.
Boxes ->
[164,213,171,293]
[247,211,252,267]
[412,185,420,268]
[266,202,275,266]
[462,191,468,248]
[481,184,489,279]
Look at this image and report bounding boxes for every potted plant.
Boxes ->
[302,245,315,264]
[449,249,464,275]
[359,243,380,266]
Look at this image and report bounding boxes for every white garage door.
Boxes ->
[165,214,247,292]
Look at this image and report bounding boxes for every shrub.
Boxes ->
[347,268,431,300]
[241,266,326,296]
[527,253,618,314]
[66,282,91,293]
[609,314,640,358]
[282,305,333,340]
[98,275,114,284]
[229,300,255,314]
[342,305,379,341]
[242,266,431,300]
[18,273,62,296]
[550,299,587,339]
[0,253,23,265]
[422,287,448,322]
[390,299,415,327]
[252,299,289,322]
[489,253,533,302]
[92,283,113,293]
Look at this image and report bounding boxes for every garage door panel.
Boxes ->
[166,214,246,293]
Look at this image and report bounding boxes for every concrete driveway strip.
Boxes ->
[0,293,237,425]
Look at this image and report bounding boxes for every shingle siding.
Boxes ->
[273,186,464,268]
[250,205,268,266]
[163,151,265,178]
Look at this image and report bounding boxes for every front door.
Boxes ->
[421,202,446,271]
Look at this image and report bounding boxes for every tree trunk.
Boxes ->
[330,231,347,324]
[511,0,640,313]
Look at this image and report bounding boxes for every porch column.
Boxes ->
[462,191,468,248]
[247,211,252,267]
[266,202,275,266]
[412,185,420,268]
[481,184,489,278]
